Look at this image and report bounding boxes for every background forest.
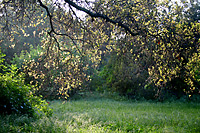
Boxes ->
[0,0,200,124]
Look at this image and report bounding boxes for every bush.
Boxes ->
[0,49,52,117]
[90,52,157,100]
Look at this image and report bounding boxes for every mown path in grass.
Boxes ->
[0,98,200,132]
[49,98,200,132]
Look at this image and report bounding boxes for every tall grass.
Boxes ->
[0,97,200,132]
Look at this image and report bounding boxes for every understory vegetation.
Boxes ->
[0,49,52,117]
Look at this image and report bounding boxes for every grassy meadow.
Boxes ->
[0,94,200,132]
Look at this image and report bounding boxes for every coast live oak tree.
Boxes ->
[0,0,199,99]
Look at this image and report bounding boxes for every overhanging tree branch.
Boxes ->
[38,0,83,56]
[64,0,140,37]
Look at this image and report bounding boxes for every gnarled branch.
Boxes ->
[64,0,140,37]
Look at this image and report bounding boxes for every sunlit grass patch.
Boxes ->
[0,98,200,132]
[50,99,200,132]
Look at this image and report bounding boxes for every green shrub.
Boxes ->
[0,49,52,117]
[90,52,157,100]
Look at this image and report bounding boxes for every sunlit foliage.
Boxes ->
[0,49,52,117]
[0,0,199,100]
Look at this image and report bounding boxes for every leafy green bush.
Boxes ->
[91,52,156,100]
[0,49,52,117]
